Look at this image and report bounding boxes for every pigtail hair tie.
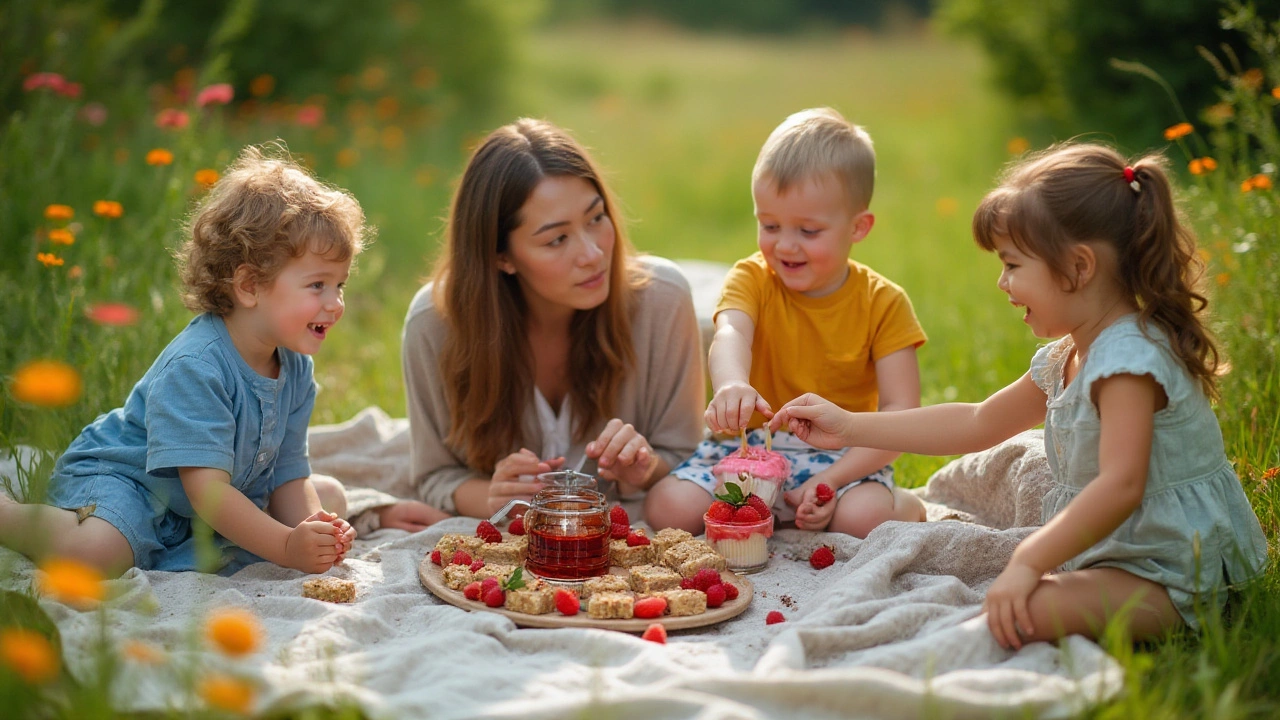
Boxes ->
[1123,166,1141,193]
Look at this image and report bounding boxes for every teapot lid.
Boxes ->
[537,469,598,490]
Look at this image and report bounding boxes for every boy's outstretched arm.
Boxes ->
[706,309,770,433]
[181,467,339,573]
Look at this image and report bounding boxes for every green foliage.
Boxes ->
[545,0,933,33]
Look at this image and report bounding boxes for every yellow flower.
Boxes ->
[204,607,263,657]
[198,673,256,714]
[48,228,75,245]
[93,200,124,218]
[1163,122,1194,141]
[145,148,174,166]
[194,169,220,187]
[36,252,64,267]
[0,628,58,685]
[44,204,74,220]
[10,360,82,407]
[121,640,167,665]
[1006,136,1030,155]
[935,197,959,217]
[35,557,106,607]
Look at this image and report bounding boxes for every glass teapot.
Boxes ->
[490,470,610,581]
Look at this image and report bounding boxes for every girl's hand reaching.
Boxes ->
[768,393,856,450]
[982,561,1041,650]
[706,382,772,435]
[488,449,564,516]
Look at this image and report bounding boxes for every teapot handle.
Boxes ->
[488,499,530,525]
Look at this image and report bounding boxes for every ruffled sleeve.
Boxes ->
[1028,340,1063,395]
[1080,327,1179,412]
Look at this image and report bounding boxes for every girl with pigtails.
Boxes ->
[768,143,1269,648]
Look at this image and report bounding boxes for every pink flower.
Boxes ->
[58,82,82,99]
[295,105,324,127]
[155,108,190,129]
[196,83,234,107]
[86,303,140,327]
[23,72,67,93]
[79,102,108,126]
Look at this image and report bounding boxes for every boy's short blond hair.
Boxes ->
[752,107,875,212]
[177,144,370,316]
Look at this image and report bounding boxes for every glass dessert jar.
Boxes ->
[712,446,790,509]
[703,510,774,574]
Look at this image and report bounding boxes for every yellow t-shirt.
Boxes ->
[714,252,927,428]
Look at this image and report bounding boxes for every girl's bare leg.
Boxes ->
[1014,567,1183,644]
[0,497,134,576]
[644,475,714,533]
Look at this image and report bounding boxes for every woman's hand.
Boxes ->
[588,419,659,490]
[768,393,855,450]
[982,560,1042,650]
[376,500,451,533]
[705,382,772,434]
[488,449,563,516]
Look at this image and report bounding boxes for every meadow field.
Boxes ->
[2,19,1277,719]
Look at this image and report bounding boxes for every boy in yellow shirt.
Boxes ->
[646,108,928,537]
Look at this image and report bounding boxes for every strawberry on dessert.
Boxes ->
[702,482,774,573]
[711,445,790,509]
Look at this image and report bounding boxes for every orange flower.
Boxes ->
[1006,136,1030,155]
[146,148,174,166]
[194,169,220,187]
[1200,157,1217,172]
[1273,87,1280,101]
[1262,467,1279,482]
[198,673,256,714]
[204,608,263,657]
[35,557,105,607]
[1241,68,1264,90]
[68,265,83,280]
[93,200,124,218]
[48,228,75,246]
[44,204,74,220]
[1163,122,1194,141]
[249,74,275,98]
[86,302,140,326]
[336,148,359,168]
[0,628,58,685]
[36,252,64,267]
[121,640,167,665]
[10,360,81,407]
[1241,174,1273,192]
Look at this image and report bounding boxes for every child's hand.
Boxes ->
[587,419,659,490]
[329,514,356,563]
[285,515,343,573]
[982,561,1042,650]
[785,479,838,532]
[768,393,854,450]
[706,382,773,434]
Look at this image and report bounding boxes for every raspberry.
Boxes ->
[634,596,667,619]
[626,530,651,546]
[554,588,580,616]
[692,568,721,592]
[476,520,502,543]
[430,549,442,565]
[746,494,771,518]
[705,584,726,608]
[722,582,740,601]
[641,623,667,644]
[450,550,472,566]
[814,483,835,506]
[508,516,525,535]
[481,577,500,593]
[706,501,735,523]
[469,560,485,572]
[809,545,835,570]
[483,586,505,608]
[610,505,630,526]
[733,506,762,524]
[610,522,630,539]
[463,581,482,601]
[680,577,696,590]
[765,610,786,625]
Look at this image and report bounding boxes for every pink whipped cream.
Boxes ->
[712,446,790,480]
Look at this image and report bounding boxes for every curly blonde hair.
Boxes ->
[177,144,370,315]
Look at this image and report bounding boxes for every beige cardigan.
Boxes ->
[401,256,705,513]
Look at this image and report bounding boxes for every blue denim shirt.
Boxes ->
[53,313,315,515]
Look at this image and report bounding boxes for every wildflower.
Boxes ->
[204,608,263,657]
[48,229,75,246]
[1163,123,1193,141]
[68,266,83,280]
[1262,467,1278,484]
[375,96,399,121]
[196,83,234,107]
[121,640,167,665]
[198,673,256,714]
[1241,174,1272,192]
[93,200,124,218]
[336,148,359,168]
[295,104,324,127]
[360,65,387,91]
[1273,87,1280,101]
[44,204,74,220]
[146,148,174,166]
[249,74,275,98]
[86,303,140,326]
[1189,158,1217,175]
[380,126,405,151]
[79,102,108,126]
[1241,68,1264,91]
[10,360,81,407]
[1215,272,1230,286]
[0,628,58,685]
[194,169,220,188]
[935,197,959,216]
[23,72,66,92]
[59,82,82,99]
[154,109,190,130]
[36,252,64,267]
[35,557,106,607]
[1006,137,1030,155]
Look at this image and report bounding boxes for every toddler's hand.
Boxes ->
[285,516,343,574]
[982,561,1042,650]
[768,393,854,450]
[706,382,772,434]
[786,479,838,532]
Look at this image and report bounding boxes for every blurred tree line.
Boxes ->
[546,0,933,32]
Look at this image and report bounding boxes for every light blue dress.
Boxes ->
[1030,315,1269,626]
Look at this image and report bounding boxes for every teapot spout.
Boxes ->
[489,499,530,524]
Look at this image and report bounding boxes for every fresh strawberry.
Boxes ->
[554,588,580,616]
[469,559,485,572]
[508,516,525,535]
[809,545,835,570]
[814,483,835,506]
[692,568,721,592]
[626,530,651,547]
[482,585,505,608]
[610,522,630,539]
[634,596,667,619]
[765,610,786,625]
[450,550,472,566]
[733,506,763,524]
[705,583,727,608]
[722,582,740,601]
[641,623,667,644]
[430,549,442,565]
[706,500,735,523]
[610,504,630,526]
[481,577,500,593]
[746,494,771,519]
[680,577,696,590]
[463,581,482,601]
[476,520,503,543]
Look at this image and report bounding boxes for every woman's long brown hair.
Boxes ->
[972,142,1221,398]
[431,119,649,472]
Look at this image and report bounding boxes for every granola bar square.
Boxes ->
[656,589,707,616]
[441,564,476,590]
[628,564,682,594]
[302,576,356,603]
[582,574,631,598]
[676,552,726,578]
[662,539,715,569]
[652,528,694,558]
[610,539,654,567]
[435,533,484,558]
[476,540,526,565]
[504,578,555,615]
[474,563,518,582]
[587,591,635,619]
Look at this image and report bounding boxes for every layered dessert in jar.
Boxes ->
[702,482,774,573]
[711,445,790,509]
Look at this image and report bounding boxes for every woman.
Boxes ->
[375,119,705,529]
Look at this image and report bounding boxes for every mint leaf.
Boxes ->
[501,566,526,591]
[713,481,746,506]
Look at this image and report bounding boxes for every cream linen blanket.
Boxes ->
[0,408,1120,719]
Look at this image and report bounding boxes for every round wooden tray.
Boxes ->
[420,556,752,632]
